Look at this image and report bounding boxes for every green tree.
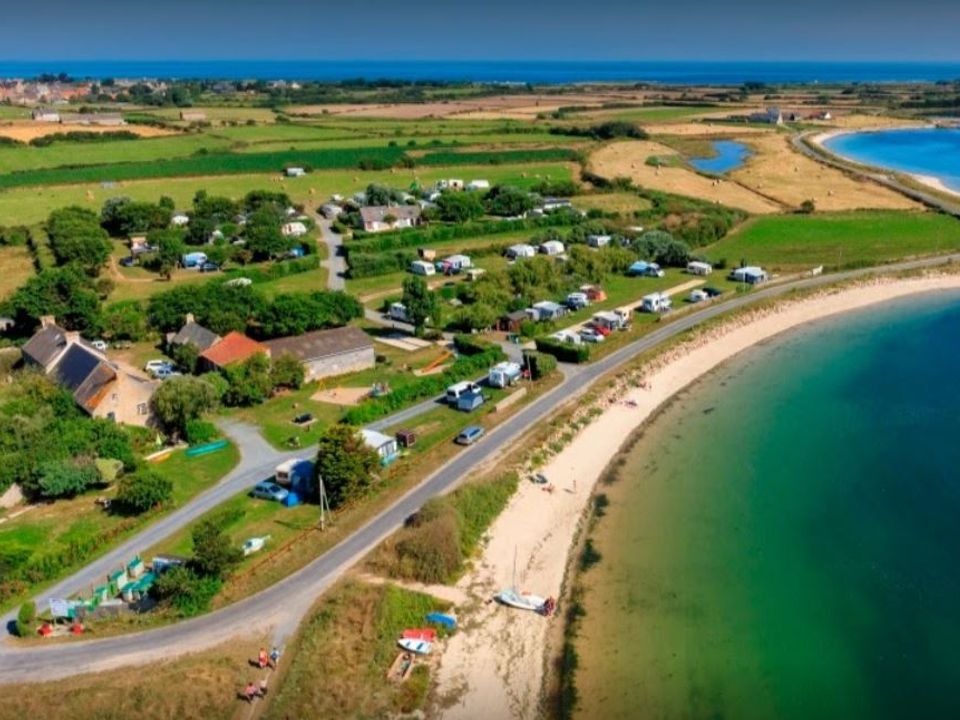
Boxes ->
[100,197,171,236]
[270,353,305,389]
[46,206,112,276]
[314,424,379,508]
[150,376,220,437]
[170,342,200,374]
[435,191,485,223]
[401,275,439,334]
[8,266,103,332]
[245,206,293,260]
[36,459,99,499]
[484,185,535,217]
[16,601,35,637]
[222,352,273,406]
[101,300,147,341]
[190,519,242,580]
[115,467,173,514]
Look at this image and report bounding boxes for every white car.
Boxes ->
[579,328,605,343]
[689,289,708,303]
[145,360,174,376]
[155,368,183,380]
[91,340,108,351]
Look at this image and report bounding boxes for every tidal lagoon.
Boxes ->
[688,140,751,174]
[575,291,960,720]
[823,127,960,192]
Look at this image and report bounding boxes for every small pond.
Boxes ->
[688,140,751,174]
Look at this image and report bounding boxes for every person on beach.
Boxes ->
[244,682,258,703]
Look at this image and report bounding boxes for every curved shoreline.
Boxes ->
[431,272,960,720]
[808,125,960,201]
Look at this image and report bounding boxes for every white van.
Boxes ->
[446,381,481,404]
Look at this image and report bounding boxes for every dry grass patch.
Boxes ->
[0,245,34,299]
[0,636,265,720]
[731,133,921,211]
[589,140,782,214]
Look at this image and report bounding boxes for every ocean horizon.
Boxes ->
[2,60,960,84]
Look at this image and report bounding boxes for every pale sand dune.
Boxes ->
[589,141,783,214]
[731,133,920,211]
[432,272,960,720]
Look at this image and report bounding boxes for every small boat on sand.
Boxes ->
[402,628,437,642]
[397,638,433,655]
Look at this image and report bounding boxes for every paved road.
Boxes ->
[3,254,959,681]
[312,214,347,291]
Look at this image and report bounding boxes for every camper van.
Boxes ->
[641,292,672,313]
[389,302,410,323]
[488,361,522,389]
[410,260,436,276]
[446,381,482,404]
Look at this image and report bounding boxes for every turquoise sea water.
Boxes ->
[824,128,960,191]
[577,291,960,720]
[689,140,751,174]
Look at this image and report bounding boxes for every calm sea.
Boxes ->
[1,60,960,84]
[575,290,960,720]
[824,128,960,192]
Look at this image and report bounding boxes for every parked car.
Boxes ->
[579,328,605,343]
[145,360,173,376]
[250,481,289,502]
[200,262,220,273]
[155,368,183,380]
[688,289,708,303]
[703,286,724,298]
[455,425,486,445]
[91,339,108,351]
[119,256,137,268]
[588,323,612,337]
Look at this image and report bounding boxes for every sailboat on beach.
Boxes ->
[495,547,552,613]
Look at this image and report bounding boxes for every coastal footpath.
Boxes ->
[432,271,960,720]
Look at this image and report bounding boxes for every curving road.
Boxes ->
[2,253,959,682]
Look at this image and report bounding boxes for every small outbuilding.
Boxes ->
[499,310,528,333]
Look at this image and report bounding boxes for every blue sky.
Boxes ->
[2,0,959,61]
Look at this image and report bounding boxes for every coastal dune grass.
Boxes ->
[706,210,960,271]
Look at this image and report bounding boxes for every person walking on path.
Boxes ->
[258,647,268,669]
[269,646,281,669]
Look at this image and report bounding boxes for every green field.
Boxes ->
[0,162,573,225]
[705,211,960,271]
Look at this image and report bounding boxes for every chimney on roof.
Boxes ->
[65,331,81,345]
[40,315,56,329]
[185,313,195,324]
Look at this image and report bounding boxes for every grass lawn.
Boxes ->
[0,442,239,613]
[576,105,721,123]
[0,245,34,299]
[704,210,960,271]
[0,162,574,226]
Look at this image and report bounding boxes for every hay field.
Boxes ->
[589,140,782,214]
[731,133,920,211]
[0,122,173,142]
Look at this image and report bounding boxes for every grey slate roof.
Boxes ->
[264,326,372,362]
[21,326,70,368]
[170,321,220,352]
[49,343,117,411]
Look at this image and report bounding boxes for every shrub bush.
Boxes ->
[522,350,557,380]
[185,419,219,445]
[16,601,35,637]
[535,336,591,363]
[453,334,495,356]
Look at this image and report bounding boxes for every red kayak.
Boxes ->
[402,628,437,641]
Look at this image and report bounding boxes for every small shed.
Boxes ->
[418,248,437,261]
[396,429,417,448]
[499,310,528,333]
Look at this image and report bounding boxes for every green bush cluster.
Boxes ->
[452,334,497,356]
[222,255,319,283]
[185,419,219,445]
[522,350,558,379]
[416,148,577,166]
[342,347,505,425]
[535,336,591,363]
[28,131,140,147]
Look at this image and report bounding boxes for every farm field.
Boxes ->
[571,191,653,215]
[0,162,575,225]
[589,140,783,214]
[704,211,960,271]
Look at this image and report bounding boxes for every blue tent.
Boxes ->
[627,261,649,276]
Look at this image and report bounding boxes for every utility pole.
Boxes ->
[317,474,331,531]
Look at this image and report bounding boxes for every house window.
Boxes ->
[107,412,116,422]
[137,403,148,415]
[112,393,119,401]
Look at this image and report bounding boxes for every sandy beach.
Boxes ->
[432,272,960,720]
